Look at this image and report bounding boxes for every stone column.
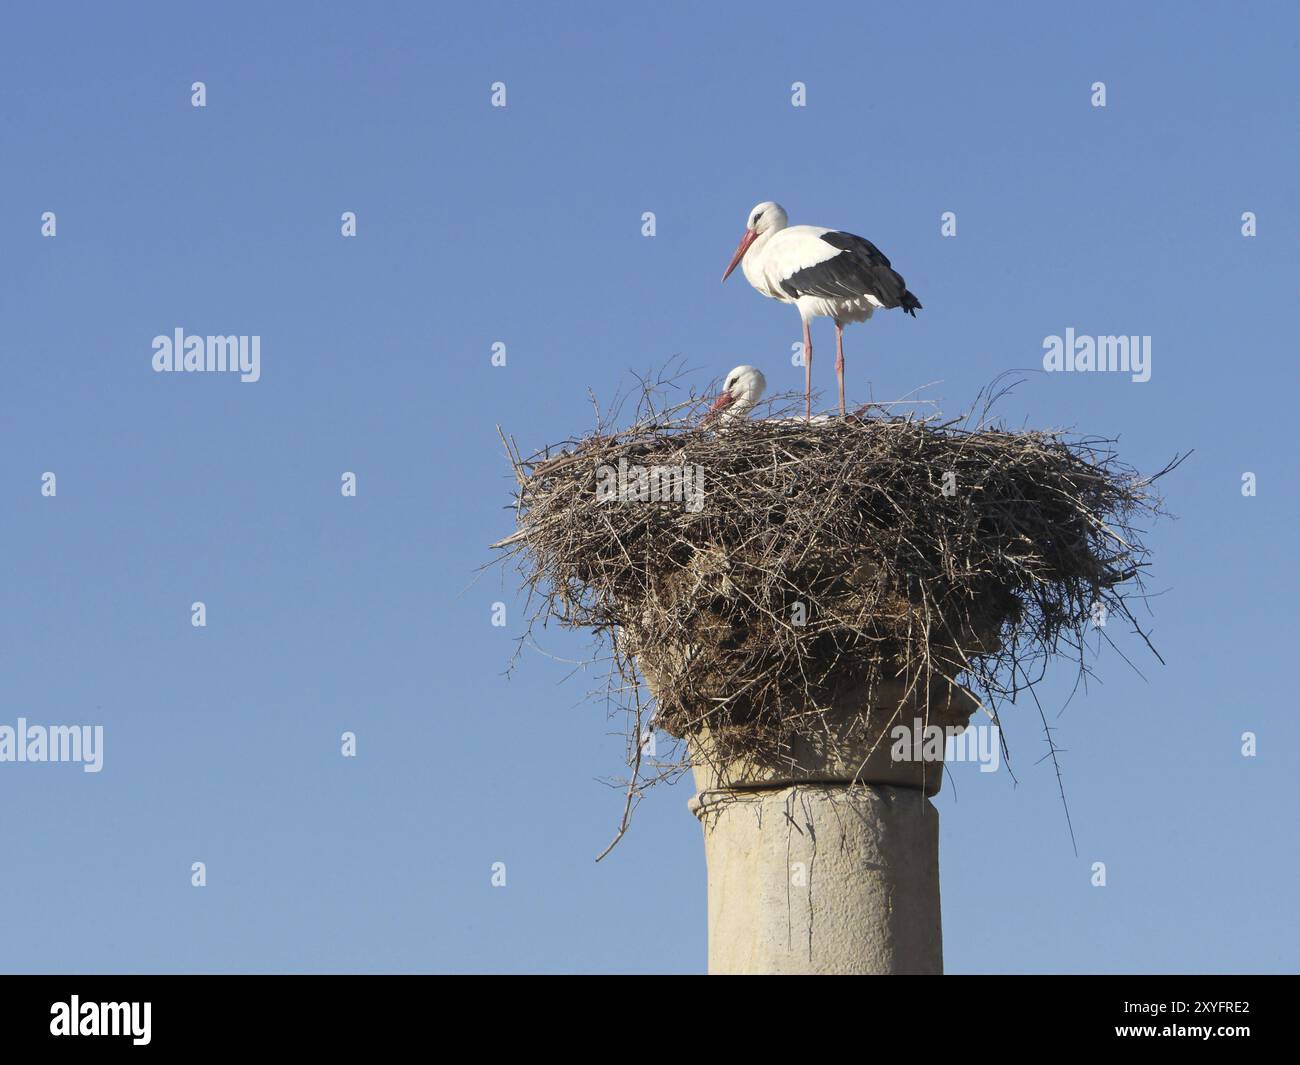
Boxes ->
[687,680,974,974]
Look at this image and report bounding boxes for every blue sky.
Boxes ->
[0,0,1296,973]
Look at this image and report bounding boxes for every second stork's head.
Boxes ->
[722,201,788,282]
[707,364,767,424]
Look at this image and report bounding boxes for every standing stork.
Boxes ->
[722,201,921,419]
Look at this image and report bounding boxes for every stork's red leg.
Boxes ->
[835,322,846,417]
[802,318,812,421]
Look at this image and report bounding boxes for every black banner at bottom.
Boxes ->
[0,974,1289,1051]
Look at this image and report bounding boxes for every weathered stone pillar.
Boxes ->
[687,680,974,974]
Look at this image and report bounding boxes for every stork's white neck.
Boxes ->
[719,397,756,424]
[741,225,783,291]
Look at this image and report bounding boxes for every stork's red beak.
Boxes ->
[721,229,759,282]
[702,389,735,424]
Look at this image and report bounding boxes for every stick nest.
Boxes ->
[493,377,1175,787]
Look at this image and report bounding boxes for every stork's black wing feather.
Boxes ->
[779,231,922,315]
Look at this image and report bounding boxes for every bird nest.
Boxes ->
[492,376,1177,839]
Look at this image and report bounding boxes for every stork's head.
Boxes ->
[722,201,787,282]
[706,364,766,424]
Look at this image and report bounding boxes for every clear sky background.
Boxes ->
[1,0,1296,974]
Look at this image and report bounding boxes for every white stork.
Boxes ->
[705,364,841,426]
[721,201,921,419]
[705,364,766,425]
